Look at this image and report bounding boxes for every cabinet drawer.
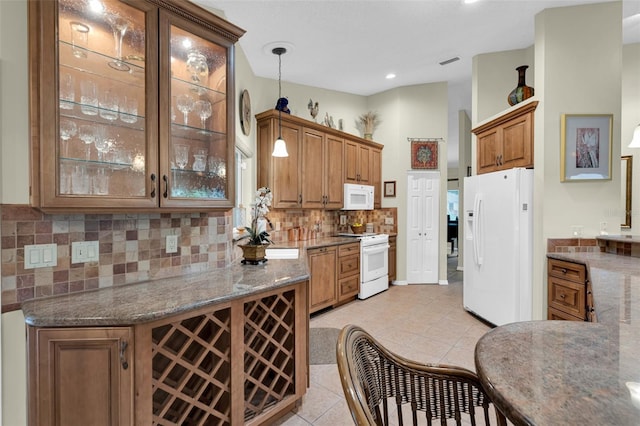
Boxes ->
[548,306,584,321]
[548,275,586,319]
[338,243,360,257]
[339,275,359,300]
[548,259,586,283]
[338,253,360,278]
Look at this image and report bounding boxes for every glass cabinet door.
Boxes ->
[159,14,234,208]
[53,0,156,208]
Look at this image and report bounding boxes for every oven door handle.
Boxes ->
[362,244,390,255]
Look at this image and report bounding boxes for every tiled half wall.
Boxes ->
[1,204,397,312]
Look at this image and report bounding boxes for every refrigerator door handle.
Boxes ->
[473,194,483,266]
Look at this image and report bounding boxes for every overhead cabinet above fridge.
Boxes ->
[29,0,244,212]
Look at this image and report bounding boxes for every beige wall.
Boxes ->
[534,1,622,319]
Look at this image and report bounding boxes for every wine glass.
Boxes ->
[59,119,77,157]
[104,11,130,72]
[174,144,189,169]
[176,94,194,126]
[78,124,96,160]
[94,126,115,162]
[186,50,209,84]
[193,100,212,129]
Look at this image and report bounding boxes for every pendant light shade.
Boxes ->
[271,47,289,157]
[629,123,640,148]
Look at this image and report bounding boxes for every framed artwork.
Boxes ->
[561,114,613,181]
[384,181,396,197]
[411,140,438,169]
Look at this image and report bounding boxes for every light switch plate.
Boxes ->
[24,244,58,269]
[385,217,394,225]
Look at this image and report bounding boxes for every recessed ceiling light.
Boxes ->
[386,73,396,80]
[464,0,480,4]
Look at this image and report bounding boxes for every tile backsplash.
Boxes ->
[1,204,397,312]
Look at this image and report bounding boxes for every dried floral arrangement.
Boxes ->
[355,111,381,138]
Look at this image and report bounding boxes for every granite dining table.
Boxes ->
[475,250,640,425]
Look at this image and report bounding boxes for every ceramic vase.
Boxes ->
[507,65,534,106]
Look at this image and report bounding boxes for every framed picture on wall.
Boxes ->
[384,181,396,197]
[411,140,438,169]
[560,114,613,181]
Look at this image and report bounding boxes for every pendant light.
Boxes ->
[629,123,640,148]
[271,47,289,157]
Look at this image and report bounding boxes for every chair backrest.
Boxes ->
[336,324,506,426]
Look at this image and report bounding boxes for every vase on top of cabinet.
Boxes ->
[29,0,244,212]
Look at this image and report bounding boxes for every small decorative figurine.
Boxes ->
[308,99,319,121]
[275,97,290,114]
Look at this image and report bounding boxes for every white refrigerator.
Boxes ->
[463,168,533,326]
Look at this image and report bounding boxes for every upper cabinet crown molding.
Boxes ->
[29,0,245,213]
[254,110,384,150]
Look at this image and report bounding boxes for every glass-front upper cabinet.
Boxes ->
[29,0,244,212]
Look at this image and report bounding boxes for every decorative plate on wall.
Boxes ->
[411,140,438,169]
[240,89,251,136]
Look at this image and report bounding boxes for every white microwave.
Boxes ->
[343,184,374,210]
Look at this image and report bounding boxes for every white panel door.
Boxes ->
[406,171,439,283]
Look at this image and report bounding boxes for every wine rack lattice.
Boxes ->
[244,290,296,421]
[151,309,232,426]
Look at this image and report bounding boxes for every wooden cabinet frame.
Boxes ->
[472,101,538,175]
[28,0,244,213]
[28,281,308,426]
[256,110,383,209]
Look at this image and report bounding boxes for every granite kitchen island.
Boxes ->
[475,250,640,425]
[22,258,310,426]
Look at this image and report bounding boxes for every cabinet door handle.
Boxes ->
[561,268,567,274]
[150,173,156,198]
[299,194,302,204]
[163,175,168,198]
[120,341,129,370]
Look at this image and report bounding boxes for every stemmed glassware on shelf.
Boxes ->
[104,11,130,72]
[174,144,189,170]
[94,125,115,162]
[193,100,212,130]
[176,94,194,126]
[59,119,77,158]
[79,124,96,160]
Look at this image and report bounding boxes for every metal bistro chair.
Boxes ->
[336,325,507,426]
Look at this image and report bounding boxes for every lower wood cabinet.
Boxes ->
[547,258,593,321]
[28,282,308,426]
[28,327,134,426]
[308,242,361,313]
[308,246,338,313]
[388,235,397,283]
[337,243,360,303]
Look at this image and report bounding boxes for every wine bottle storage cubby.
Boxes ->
[151,309,232,425]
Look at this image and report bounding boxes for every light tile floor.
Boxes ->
[274,256,494,425]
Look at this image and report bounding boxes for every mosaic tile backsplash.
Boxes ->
[1,204,397,312]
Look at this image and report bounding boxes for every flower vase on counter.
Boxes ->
[507,65,534,106]
[239,187,273,265]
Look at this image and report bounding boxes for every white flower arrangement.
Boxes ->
[242,187,274,245]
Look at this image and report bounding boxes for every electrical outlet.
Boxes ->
[166,235,178,254]
[340,215,347,225]
[385,217,394,225]
[71,241,99,264]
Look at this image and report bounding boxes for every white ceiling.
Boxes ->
[192,0,640,167]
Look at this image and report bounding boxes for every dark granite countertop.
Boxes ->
[475,251,640,425]
[21,237,363,328]
[22,258,310,327]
